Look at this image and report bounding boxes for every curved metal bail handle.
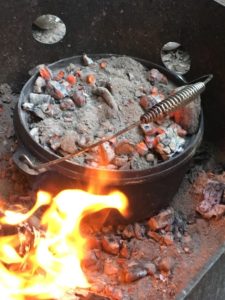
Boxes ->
[18,154,47,174]
[14,145,47,175]
[189,74,213,85]
[20,121,141,171]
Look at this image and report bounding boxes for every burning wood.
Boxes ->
[1,77,225,300]
[0,189,128,299]
[0,190,187,300]
[148,207,175,231]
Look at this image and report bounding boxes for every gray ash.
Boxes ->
[21,55,200,170]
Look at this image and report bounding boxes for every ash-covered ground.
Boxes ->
[1,83,225,300]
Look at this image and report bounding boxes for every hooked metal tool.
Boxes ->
[21,74,213,172]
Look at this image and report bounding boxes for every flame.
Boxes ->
[0,189,128,300]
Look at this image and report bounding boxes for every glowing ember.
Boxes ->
[0,189,128,300]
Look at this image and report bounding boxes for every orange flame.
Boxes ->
[0,189,128,300]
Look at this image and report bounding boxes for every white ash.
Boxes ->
[29,127,39,143]
[154,127,186,161]
[33,77,46,94]
[82,53,94,66]
[195,176,225,219]
[29,93,53,105]
[22,102,34,111]
[22,55,200,170]
[161,42,191,75]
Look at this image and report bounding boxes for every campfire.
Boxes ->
[1,1,225,299]
[0,63,225,300]
[1,49,222,300]
[0,188,128,299]
[1,45,224,300]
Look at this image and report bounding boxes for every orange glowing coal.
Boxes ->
[0,189,128,300]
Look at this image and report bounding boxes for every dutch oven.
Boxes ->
[13,54,203,223]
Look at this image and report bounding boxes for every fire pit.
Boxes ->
[1,1,225,300]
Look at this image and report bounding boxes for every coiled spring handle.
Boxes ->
[141,81,206,123]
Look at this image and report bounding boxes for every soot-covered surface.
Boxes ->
[1,85,225,299]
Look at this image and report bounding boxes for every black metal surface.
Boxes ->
[0,0,225,298]
[13,55,204,222]
[178,242,225,300]
[0,0,225,144]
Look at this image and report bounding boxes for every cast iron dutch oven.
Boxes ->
[13,54,203,223]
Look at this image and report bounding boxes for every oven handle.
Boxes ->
[13,144,46,176]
